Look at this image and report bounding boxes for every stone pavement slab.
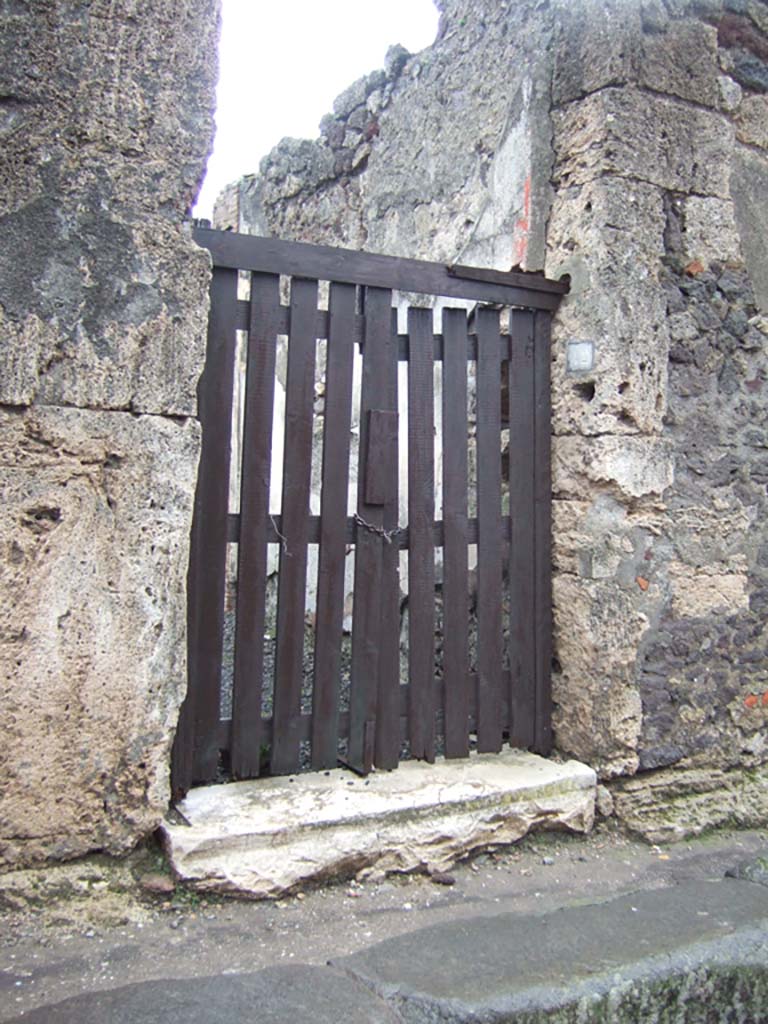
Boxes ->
[162,750,595,898]
[4,965,401,1024]
[334,879,768,1022]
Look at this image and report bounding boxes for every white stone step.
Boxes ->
[162,750,596,899]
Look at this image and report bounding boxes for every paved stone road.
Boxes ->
[3,828,767,1022]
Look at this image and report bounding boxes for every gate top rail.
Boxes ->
[192,227,569,312]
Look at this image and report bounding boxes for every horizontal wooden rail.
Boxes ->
[233,299,530,361]
[214,672,513,748]
[227,513,514,548]
[194,227,567,311]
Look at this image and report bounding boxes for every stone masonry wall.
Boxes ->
[218,0,768,839]
[0,2,219,867]
[548,0,768,837]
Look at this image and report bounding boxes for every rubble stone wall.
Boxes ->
[219,0,768,839]
[0,1,219,867]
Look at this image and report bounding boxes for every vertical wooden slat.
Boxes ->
[348,286,394,772]
[270,277,319,775]
[441,308,470,759]
[230,273,281,778]
[184,266,239,785]
[374,307,401,770]
[407,307,435,761]
[311,283,356,769]
[533,311,554,754]
[475,306,504,754]
[171,699,195,800]
[507,310,536,750]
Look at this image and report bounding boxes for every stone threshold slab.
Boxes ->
[161,750,596,899]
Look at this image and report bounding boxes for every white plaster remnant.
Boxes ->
[162,751,596,899]
[465,79,534,269]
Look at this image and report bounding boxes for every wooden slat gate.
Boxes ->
[172,228,568,796]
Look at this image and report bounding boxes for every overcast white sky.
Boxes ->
[194,0,440,218]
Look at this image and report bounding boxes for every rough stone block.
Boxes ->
[333,76,368,119]
[0,1,217,417]
[718,73,744,112]
[668,559,750,617]
[548,176,666,268]
[746,0,768,36]
[724,46,768,94]
[555,492,653,585]
[552,5,719,107]
[212,181,242,232]
[611,763,768,841]
[682,196,742,264]
[553,573,645,778]
[637,19,720,105]
[735,94,768,148]
[551,0,641,106]
[553,88,734,196]
[0,2,218,220]
[548,177,670,435]
[552,287,669,436]
[0,406,200,868]
[162,752,597,899]
[732,146,768,312]
[0,223,210,416]
[552,498,593,575]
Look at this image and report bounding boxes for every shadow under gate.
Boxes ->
[172,228,568,797]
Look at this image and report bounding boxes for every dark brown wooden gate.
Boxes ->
[172,227,568,796]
